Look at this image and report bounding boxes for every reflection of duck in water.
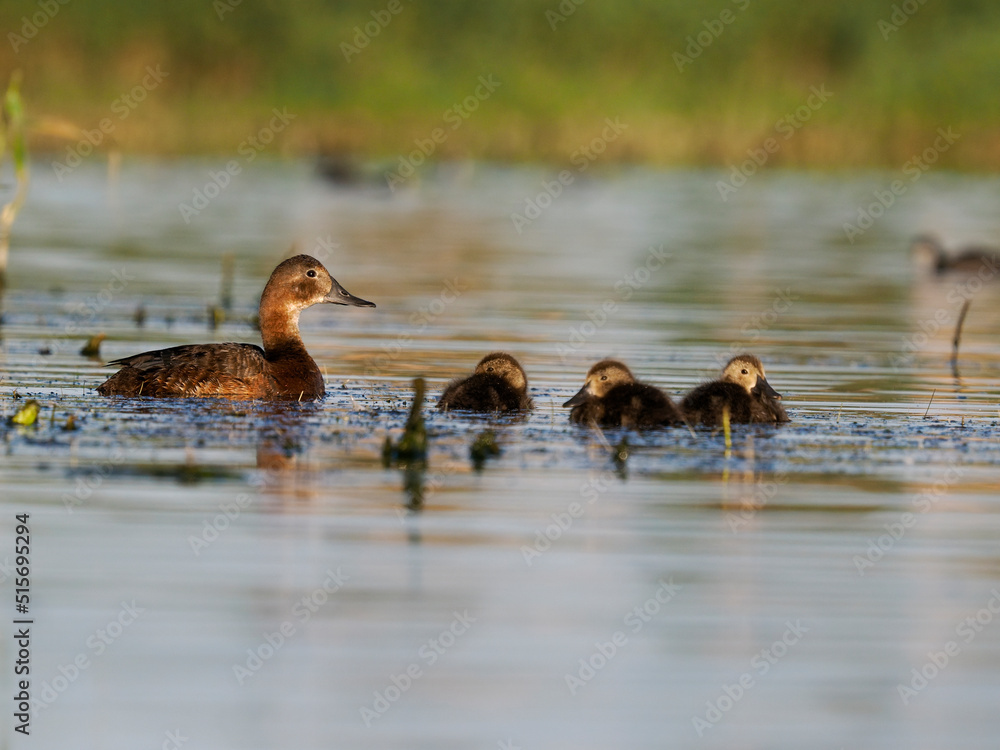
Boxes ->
[97,255,375,400]
[911,234,1000,276]
[564,359,682,428]
[681,354,788,426]
[437,352,533,413]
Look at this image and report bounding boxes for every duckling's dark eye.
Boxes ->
[741,369,749,375]
[487,366,494,372]
[306,270,317,278]
[600,375,608,381]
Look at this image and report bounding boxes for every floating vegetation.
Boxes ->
[219,252,235,310]
[612,436,630,466]
[208,304,225,330]
[383,378,427,465]
[8,398,39,426]
[80,333,106,357]
[469,429,500,470]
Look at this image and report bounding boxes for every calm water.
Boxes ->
[2,160,1000,749]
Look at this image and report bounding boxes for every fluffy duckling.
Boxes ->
[563,359,682,428]
[681,354,788,426]
[437,352,533,413]
[911,234,1000,275]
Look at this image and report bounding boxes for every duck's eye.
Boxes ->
[306,270,317,278]
[487,366,494,372]
[600,375,608,381]
[741,369,749,375]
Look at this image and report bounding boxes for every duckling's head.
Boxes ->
[563,359,635,407]
[265,254,375,311]
[721,354,781,399]
[475,352,528,391]
[911,234,946,272]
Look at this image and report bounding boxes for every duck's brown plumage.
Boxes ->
[681,354,788,426]
[437,352,533,413]
[564,359,682,428]
[96,255,375,400]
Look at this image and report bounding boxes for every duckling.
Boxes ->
[97,255,375,400]
[681,354,788,426]
[563,359,682,428]
[437,352,533,413]
[911,234,1000,275]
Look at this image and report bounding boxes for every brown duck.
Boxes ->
[96,255,374,400]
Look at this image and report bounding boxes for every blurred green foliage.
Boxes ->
[1,0,998,165]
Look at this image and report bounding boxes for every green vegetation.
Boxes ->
[1,0,999,167]
[0,70,28,282]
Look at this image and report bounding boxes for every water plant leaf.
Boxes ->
[9,399,40,426]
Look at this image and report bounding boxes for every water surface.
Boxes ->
[2,160,1000,749]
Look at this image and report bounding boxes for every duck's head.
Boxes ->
[721,354,781,400]
[910,234,947,272]
[265,254,376,311]
[563,359,635,407]
[475,352,528,391]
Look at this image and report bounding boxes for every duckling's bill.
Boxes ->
[563,383,593,408]
[752,375,781,400]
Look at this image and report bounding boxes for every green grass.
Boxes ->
[2,0,999,167]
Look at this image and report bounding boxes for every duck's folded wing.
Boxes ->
[108,343,267,373]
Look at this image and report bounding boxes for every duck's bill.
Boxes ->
[563,384,592,408]
[753,375,782,400]
[325,280,376,307]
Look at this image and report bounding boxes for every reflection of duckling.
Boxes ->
[437,352,533,413]
[564,359,682,428]
[681,354,788,426]
[911,234,1000,275]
